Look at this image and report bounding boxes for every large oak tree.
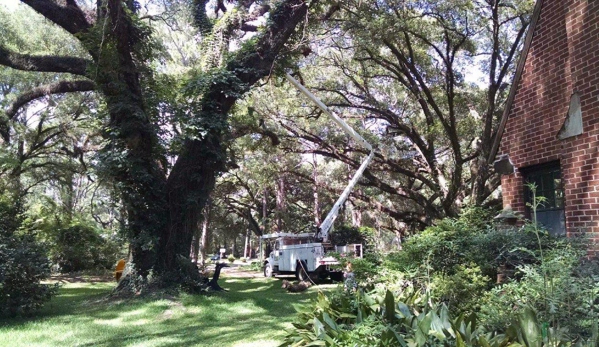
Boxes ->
[0,0,318,288]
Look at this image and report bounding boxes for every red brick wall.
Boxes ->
[500,0,599,248]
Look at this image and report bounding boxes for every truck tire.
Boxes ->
[264,263,274,277]
[296,262,309,281]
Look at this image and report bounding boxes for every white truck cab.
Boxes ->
[261,233,342,281]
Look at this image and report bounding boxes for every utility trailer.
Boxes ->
[260,73,373,282]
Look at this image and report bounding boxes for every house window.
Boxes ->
[522,162,566,236]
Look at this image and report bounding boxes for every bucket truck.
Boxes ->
[260,73,374,282]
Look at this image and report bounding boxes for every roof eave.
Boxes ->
[487,0,545,164]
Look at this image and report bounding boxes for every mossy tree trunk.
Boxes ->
[1,0,313,288]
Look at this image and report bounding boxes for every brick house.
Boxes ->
[490,0,599,246]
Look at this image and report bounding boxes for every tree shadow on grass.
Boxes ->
[0,276,333,346]
[0,284,113,327]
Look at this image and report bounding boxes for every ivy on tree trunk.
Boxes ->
[1,0,314,290]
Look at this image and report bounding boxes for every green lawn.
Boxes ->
[0,276,333,347]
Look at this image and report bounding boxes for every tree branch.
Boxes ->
[21,0,92,35]
[230,124,280,145]
[321,3,340,21]
[0,46,91,76]
[240,24,258,32]
[0,80,95,143]
[5,80,96,120]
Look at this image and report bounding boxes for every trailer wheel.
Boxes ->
[264,263,274,277]
[296,262,309,281]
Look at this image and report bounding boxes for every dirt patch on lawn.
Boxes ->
[221,265,264,278]
[200,263,265,279]
[50,274,114,284]
[48,264,265,284]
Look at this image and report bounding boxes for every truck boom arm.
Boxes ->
[318,151,374,241]
[285,73,374,242]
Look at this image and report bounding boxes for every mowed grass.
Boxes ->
[0,275,333,347]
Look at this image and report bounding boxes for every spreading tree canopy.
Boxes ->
[240,0,534,231]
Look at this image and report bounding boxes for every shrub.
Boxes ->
[429,263,490,316]
[385,214,486,275]
[0,196,56,317]
[246,261,263,272]
[382,211,499,306]
[49,222,122,273]
[0,234,58,317]
[280,287,552,347]
[469,223,571,280]
[348,256,380,287]
[227,254,235,263]
[385,207,568,286]
[380,206,597,337]
[479,242,599,340]
[331,250,382,289]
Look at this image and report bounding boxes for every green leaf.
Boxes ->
[517,307,542,347]
[438,305,453,336]
[312,317,325,337]
[322,312,338,330]
[391,328,408,347]
[396,302,412,319]
[385,289,396,323]
[456,332,466,347]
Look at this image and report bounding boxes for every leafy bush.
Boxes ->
[350,257,380,287]
[479,243,599,340]
[280,287,558,347]
[378,207,597,340]
[384,209,491,276]
[0,234,58,317]
[48,222,122,273]
[0,196,56,317]
[333,251,382,288]
[0,195,22,236]
[385,207,572,289]
[227,254,235,263]
[468,223,575,280]
[429,263,490,315]
[246,261,263,272]
[24,201,123,273]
